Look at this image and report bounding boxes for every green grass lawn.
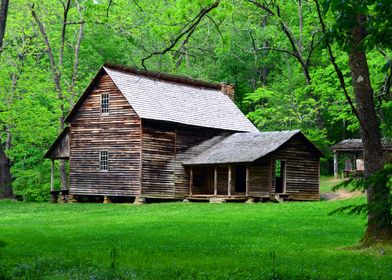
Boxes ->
[1,197,392,280]
[320,177,346,193]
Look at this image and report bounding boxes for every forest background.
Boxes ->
[0,0,391,201]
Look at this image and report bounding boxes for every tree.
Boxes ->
[30,0,85,192]
[0,0,9,51]
[140,0,392,244]
[0,0,13,199]
[315,0,392,244]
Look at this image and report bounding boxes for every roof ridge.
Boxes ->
[104,63,225,90]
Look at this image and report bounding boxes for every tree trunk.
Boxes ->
[0,0,9,50]
[0,146,13,199]
[348,14,392,244]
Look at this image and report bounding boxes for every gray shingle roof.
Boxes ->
[182,130,303,165]
[104,66,258,132]
[331,138,392,152]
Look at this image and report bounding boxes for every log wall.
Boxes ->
[69,73,141,196]
[271,135,320,200]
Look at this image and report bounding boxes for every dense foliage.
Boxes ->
[0,0,391,200]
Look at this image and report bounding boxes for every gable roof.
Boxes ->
[66,64,258,132]
[182,130,322,165]
[331,138,392,152]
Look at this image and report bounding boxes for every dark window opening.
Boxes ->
[275,160,286,193]
[235,165,246,193]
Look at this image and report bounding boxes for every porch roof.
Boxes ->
[331,138,392,153]
[182,130,321,165]
[44,127,70,159]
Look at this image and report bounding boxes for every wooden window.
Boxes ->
[101,93,110,114]
[99,150,109,171]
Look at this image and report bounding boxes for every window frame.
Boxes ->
[99,150,109,172]
[101,93,110,115]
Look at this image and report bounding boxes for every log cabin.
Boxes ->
[45,63,323,203]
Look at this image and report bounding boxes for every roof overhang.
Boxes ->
[44,127,70,159]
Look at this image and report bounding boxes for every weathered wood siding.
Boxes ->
[50,131,70,159]
[271,135,320,200]
[69,73,141,196]
[248,159,272,196]
[141,122,223,197]
[174,126,223,196]
[141,121,175,196]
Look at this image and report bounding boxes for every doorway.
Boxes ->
[274,160,286,193]
[235,165,247,193]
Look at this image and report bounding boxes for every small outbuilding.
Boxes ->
[331,138,392,178]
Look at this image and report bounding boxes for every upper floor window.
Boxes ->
[99,150,109,171]
[101,93,110,114]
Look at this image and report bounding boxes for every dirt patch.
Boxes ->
[321,189,362,201]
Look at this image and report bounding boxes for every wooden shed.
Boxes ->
[331,138,392,178]
[45,63,322,203]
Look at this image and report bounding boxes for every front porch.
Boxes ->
[186,160,287,202]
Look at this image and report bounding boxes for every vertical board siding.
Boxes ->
[271,135,320,200]
[141,121,176,196]
[69,73,141,196]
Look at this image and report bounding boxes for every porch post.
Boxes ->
[50,159,55,192]
[227,165,232,196]
[333,152,338,179]
[189,167,193,196]
[245,165,249,196]
[214,167,218,196]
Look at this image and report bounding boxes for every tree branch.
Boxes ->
[69,0,85,105]
[141,1,220,69]
[248,0,310,84]
[59,0,71,69]
[314,0,361,123]
[30,4,62,94]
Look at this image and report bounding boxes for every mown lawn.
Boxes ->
[0,196,391,279]
[320,177,346,194]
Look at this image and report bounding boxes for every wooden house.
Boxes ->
[45,64,323,203]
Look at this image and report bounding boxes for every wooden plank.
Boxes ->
[228,165,232,196]
[214,167,218,196]
[50,159,55,192]
[245,165,249,196]
[139,119,143,196]
[189,167,193,196]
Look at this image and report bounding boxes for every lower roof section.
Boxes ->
[181,130,322,165]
